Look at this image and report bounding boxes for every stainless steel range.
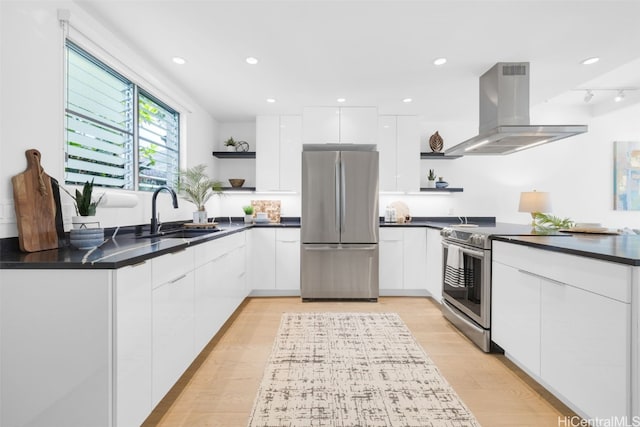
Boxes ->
[439,223,566,352]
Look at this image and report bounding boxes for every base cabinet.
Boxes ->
[492,241,631,420]
[275,229,300,290]
[425,228,443,302]
[379,228,427,294]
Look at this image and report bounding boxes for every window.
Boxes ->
[64,41,179,191]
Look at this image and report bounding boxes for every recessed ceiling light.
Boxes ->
[433,57,447,66]
[402,98,413,103]
[614,90,625,102]
[172,56,186,65]
[581,57,600,65]
[246,57,259,65]
[266,98,276,103]
[337,98,346,103]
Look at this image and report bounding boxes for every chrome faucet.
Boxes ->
[150,186,179,234]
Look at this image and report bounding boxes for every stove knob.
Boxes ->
[471,234,482,246]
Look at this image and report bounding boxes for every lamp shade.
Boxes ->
[518,191,551,213]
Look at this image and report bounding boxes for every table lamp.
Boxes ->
[519,191,551,225]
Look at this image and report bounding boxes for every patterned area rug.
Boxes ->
[247,312,481,427]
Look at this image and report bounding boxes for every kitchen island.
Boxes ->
[491,233,640,424]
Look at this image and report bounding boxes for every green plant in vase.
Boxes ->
[61,179,105,228]
[224,137,237,151]
[176,164,224,224]
[427,169,437,188]
[242,205,255,224]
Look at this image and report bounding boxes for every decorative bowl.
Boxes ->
[435,180,449,189]
[228,178,245,188]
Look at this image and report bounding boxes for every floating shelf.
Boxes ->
[221,186,256,191]
[212,151,256,159]
[420,152,462,160]
[420,187,464,193]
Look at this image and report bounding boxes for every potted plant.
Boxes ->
[61,179,105,249]
[176,164,223,224]
[427,169,437,188]
[224,137,237,152]
[61,179,104,229]
[242,205,254,224]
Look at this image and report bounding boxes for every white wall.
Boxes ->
[0,1,219,237]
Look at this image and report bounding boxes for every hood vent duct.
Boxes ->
[444,62,588,156]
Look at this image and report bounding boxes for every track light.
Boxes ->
[614,90,625,102]
[584,90,594,103]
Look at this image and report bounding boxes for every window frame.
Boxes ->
[64,40,181,192]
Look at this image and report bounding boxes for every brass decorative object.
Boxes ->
[429,131,444,152]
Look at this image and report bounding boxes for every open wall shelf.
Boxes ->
[420,152,462,160]
[420,187,464,193]
[212,151,256,159]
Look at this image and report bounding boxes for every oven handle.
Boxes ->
[442,242,485,259]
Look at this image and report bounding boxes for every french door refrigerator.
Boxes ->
[301,144,379,301]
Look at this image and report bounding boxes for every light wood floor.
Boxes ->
[142,297,577,427]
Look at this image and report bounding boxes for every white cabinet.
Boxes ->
[275,228,300,290]
[249,228,276,290]
[379,227,427,293]
[425,228,443,302]
[303,106,377,144]
[541,276,629,420]
[151,249,195,407]
[491,262,541,376]
[378,115,420,192]
[402,228,427,290]
[115,261,152,427]
[492,241,632,420]
[379,228,404,290]
[256,115,302,192]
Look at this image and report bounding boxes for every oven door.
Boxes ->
[441,241,491,328]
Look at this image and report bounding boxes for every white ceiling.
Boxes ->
[75,0,640,123]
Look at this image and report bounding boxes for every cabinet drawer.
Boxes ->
[493,241,630,303]
[151,248,194,289]
[380,228,403,241]
[194,238,226,268]
[276,228,300,242]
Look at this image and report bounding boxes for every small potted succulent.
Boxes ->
[427,169,437,188]
[62,179,104,229]
[224,137,237,152]
[242,205,255,224]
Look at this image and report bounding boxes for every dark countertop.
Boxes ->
[492,233,640,266]
[0,216,494,270]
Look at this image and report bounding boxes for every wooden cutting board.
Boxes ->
[12,149,60,252]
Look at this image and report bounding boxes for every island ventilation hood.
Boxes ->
[444,62,587,156]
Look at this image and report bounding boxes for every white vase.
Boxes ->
[226,145,236,152]
[193,210,208,224]
[244,214,254,224]
[427,180,436,188]
[71,215,100,229]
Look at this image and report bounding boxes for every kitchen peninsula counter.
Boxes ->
[492,233,640,266]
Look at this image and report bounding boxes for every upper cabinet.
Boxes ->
[378,115,420,192]
[302,107,377,144]
[256,115,302,192]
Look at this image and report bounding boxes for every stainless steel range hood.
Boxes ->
[445,62,587,156]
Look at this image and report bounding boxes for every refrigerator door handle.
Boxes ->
[304,244,377,251]
[335,160,341,233]
[340,160,346,232]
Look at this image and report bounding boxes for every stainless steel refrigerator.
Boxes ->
[300,144,379,301]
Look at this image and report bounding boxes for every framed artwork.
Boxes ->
[614,141,640,210]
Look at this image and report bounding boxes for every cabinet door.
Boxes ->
[425,228,443,302]
[379,228,404,290]
[249,228,276,290]
[541,279,630,419]
[396,116,420,192]
[302,107,339,143]
[276,228,301,290]
[115,261,152,427]
[402,228,427,290]
[152,271,195,406]
[378,116,398,191]
[279,115,302,192]
[491,262,541,376]
[339,107,377,144]
[256,115,280,191]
